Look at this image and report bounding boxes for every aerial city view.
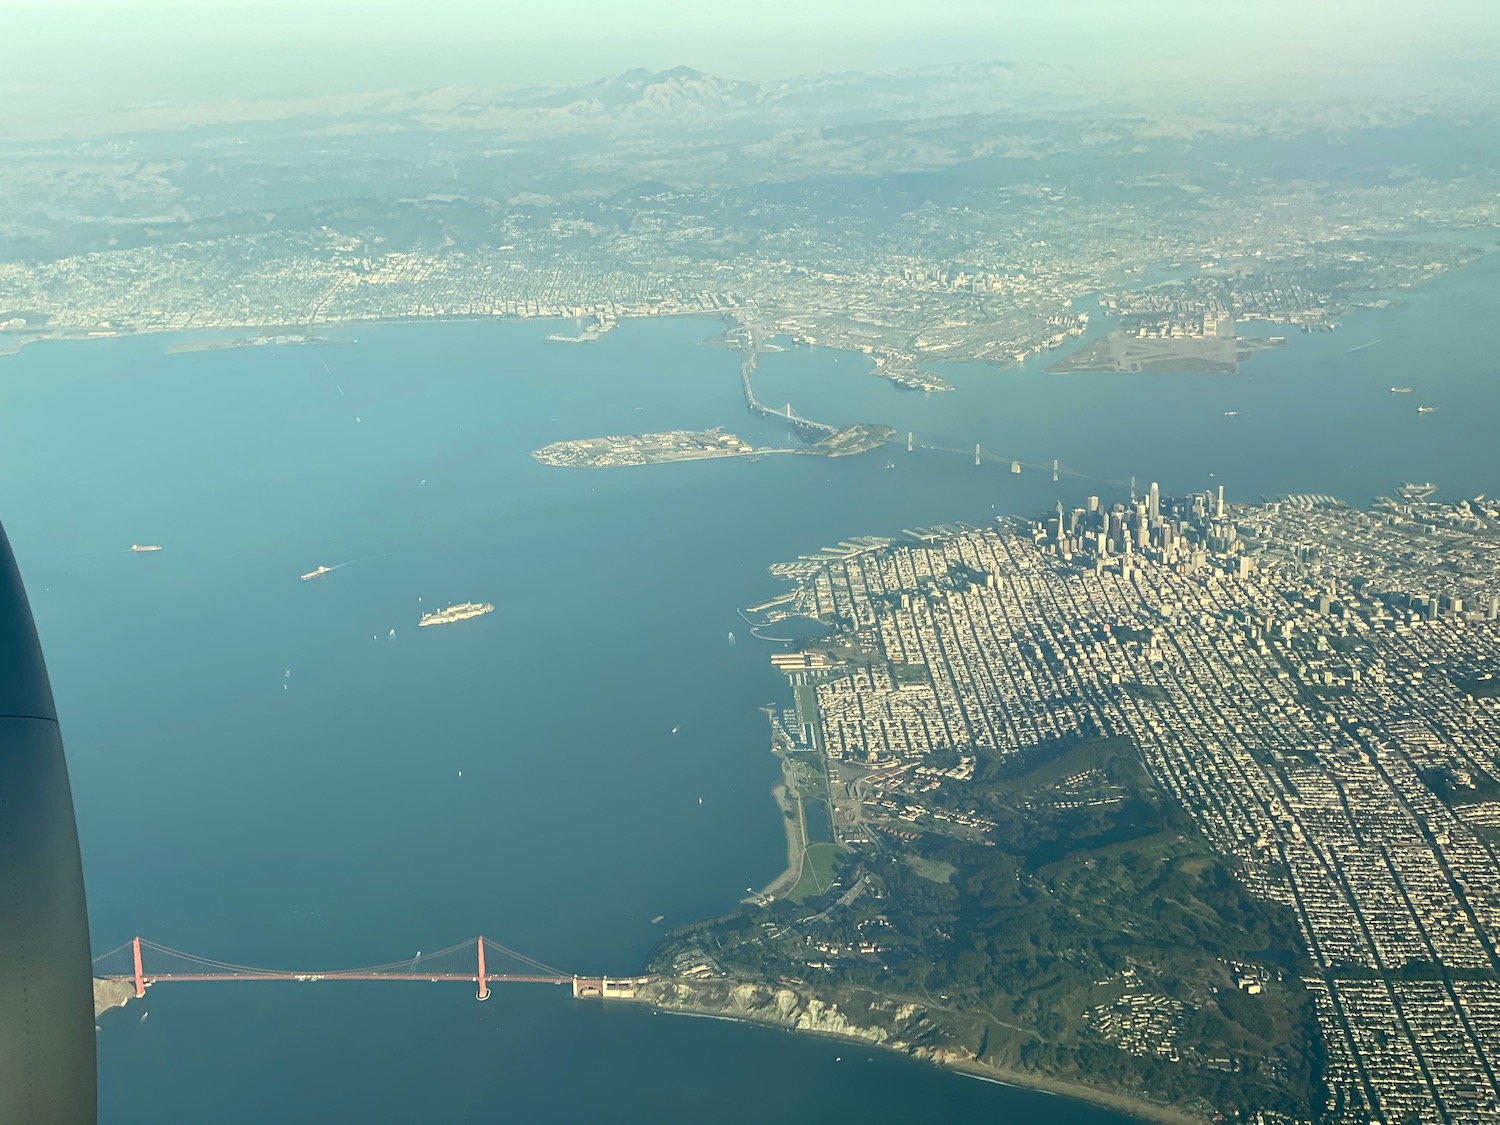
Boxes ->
[1,1,1499,1122]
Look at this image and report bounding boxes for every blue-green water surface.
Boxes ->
[1,244,1496,1123]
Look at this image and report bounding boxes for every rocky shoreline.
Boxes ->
[92,978,135,1020]
[633,978,1205,1125]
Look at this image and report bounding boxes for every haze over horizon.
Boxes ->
[3,0,1498,125]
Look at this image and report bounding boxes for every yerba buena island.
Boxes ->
[641,484,1500,1123]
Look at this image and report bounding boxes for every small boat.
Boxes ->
[301,565,332,581]
[1223,411,1240,417]
[651,915,665,924]
[130,544,162,552]
[1390,387,1413,393]
[1417,406,1439,414]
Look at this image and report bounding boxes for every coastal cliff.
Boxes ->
[93,978,134,1019]
[638,978,964,1060]
[635,978,1206,1124]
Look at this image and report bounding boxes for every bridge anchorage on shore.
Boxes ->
[92,937,645,1002]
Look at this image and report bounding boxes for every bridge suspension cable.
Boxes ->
[908,438,1134,491]
[91,936,577,990]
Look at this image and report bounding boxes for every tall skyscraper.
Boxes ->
[1216,484,1226,520]
[1148,481,1160,521]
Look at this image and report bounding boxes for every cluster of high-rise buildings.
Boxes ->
[1040,481,1269,588]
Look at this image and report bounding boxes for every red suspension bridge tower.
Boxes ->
[91,936,637,1002]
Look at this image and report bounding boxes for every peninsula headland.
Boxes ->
[644,483,1500,1122]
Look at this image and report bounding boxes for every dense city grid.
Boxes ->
[767,489,1500,1123]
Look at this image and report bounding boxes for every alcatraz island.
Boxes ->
[628,482,1500,1125]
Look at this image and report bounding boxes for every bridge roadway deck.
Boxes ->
[99,973,571,984]
[739,342,837,438]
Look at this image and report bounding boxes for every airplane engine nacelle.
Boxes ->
[0,519,96,1124]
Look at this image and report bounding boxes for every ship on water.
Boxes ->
[417,601,494,627]
[130,544,162,552]
[1417,406,1439,414]
[1390,386,1413,394]
[301,565,333,581]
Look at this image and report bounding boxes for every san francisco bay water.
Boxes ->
[0,241,1495,1123]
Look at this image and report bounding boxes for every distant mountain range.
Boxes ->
[401,61,1078,132]
[8,57,1491,144]
[7,61,1078,142]
[513,65,760,113]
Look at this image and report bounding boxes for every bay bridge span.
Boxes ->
[737,333,838,441]
[731,326,1137,492]
[92,937,643,1003]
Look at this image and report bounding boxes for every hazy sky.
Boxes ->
[3,0,1498,111]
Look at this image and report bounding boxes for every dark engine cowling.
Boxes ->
[0,519,96,1124]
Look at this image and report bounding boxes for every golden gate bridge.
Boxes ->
[92,937,636,1002]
